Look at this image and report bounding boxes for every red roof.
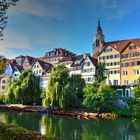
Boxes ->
[93,38,140,58]
[25,56,36,65]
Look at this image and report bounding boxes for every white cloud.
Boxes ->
[7,0,66,20]
[0,29,32,58]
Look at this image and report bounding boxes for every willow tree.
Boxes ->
[0,0,19,39]
[43,64,81,109]
[5,70,42,105]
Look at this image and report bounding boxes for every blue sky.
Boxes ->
[1,0,140,58]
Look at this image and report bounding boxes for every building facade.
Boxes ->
[121,41,140,86]
[42,48,75,65]
[0,75,10,96]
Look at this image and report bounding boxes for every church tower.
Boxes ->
[93,20,105,55]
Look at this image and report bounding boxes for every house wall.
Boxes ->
[23,58,32,69]
[81,57,96,84]
[121,43,140,85]
[98,46,120,85]
[32,61,43,76]
[0,75,10,96]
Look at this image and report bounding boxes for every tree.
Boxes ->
[43,64,81,109]
[83,81,116,112]
[94,62,106,84]
[0,56,6,74]
[69,74,86,99]
[5,70,42,105]
[0,0,19,39]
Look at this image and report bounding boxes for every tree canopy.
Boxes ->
[43,64,83,109]
[83,81,116,112]
[5,70,42,105]
[0,0,19,39]
[94,62,106,84]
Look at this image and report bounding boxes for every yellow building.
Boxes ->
[0,75,10,96]
[121,41,140,85]
[98,46,120,85]
[93,21,140,87]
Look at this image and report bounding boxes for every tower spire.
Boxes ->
[97,19,101,30]
[92,19,105,55]
[97,19,102,31]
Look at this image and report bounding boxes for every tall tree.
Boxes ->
[43,64,81,109]
[83,81,116,112]
[69,74,86,99]
[5,70,42,105]
[94,62,106,84]
[0,0,19,39]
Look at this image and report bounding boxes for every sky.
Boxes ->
[1,0,140,58]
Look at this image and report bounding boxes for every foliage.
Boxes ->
[68,74,86,99]
[0,96,5,104]
[5,70,42,105]
[113,109,131,118]
[133,79,140,99]
[127,78,140,118]
[94,62,106,84]
[43,64,82,109]
[0,56,6,74]
[83,81,116,112]
[0,0,19,39]
[0,123,47,140]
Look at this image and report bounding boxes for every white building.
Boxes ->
[81,55,97,84]
[59,54,97,84]
[31,59,53,89]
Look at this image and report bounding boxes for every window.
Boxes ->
[108,80,112,85]
[125,89,130,97]
[123,71,128,75]
[2,80,6,84]
[2,86,5,89]
[133,70,139,75]
[113,80,118,86]
[124,80,128,85]
[128,46,136,50]
[116,89,123,98]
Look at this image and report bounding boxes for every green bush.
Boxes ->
[113,109,132,118]
[0,96,5,104]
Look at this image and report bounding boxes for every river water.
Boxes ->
[0,110,140,140]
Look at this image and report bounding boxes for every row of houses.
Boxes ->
[0,50,97,96]
[0,20,140,98]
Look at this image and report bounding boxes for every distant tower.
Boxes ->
[93,20,105,55]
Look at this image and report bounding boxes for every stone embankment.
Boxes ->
[0,104,112,119]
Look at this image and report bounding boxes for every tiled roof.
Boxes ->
[88,56,98,67]
[71,54,84,67]
[59,56,74,62]
[33,59,53,70]
[25,56,36,65]
[93,38,140,58]
[43,48,75,58]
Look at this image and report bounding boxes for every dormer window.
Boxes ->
[128,46,136,50]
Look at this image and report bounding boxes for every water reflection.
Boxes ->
[0,110,140,140]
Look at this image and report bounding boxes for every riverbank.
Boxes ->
[0,122,47,140]
[0,104,114,119]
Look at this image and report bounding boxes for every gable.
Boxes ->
[32,61,43,70]
[100,46,119,57]
[82,56,95,69]
[121,42,140,54]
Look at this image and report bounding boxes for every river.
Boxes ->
[0,110,140,140]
